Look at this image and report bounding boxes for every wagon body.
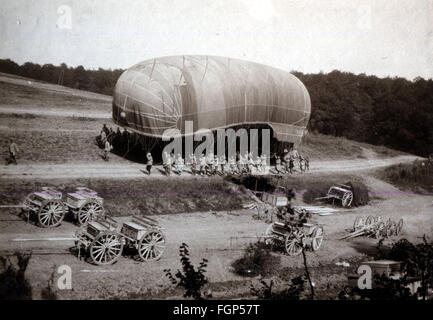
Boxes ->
[65,187,104,225]
[315,184,353,207]
[261,186,288,207]
[75,216,123,265]
[118,215,166,261]
[21,187,65,227]
[75,215,166,265]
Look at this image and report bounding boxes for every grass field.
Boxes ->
[0,177,252,216]
[377,159,433,193]
[298,132,405,160]
[0,79,110,112]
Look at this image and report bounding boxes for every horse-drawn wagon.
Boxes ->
[21,187,66,227]
[74,215,166,265]
[20,186,105,227]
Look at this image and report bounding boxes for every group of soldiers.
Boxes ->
[160,150,310,176]
[162,151,269,176]
[271,149,310,174]
[96,125,310,175]
[97,124,115,161]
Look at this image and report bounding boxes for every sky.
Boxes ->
[0,0,432,80]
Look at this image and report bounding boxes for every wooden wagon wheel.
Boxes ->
[365,215,374,226]
[341,191,353,207]
[78,199,104,225]
[138,230,166,261]
[384,224,393,238]
[396,219,404,235]
[374,222,385,238]
[311,226,324,251]
[374,216,383,224]
[353,217,364,231]
[90,231,123,265]
[38,199,65,227]
[285,230,304,256]
[389,221,397,236]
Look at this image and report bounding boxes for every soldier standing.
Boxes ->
[103,140,113,161]
[146,152,153,175]
[7,139,19,165]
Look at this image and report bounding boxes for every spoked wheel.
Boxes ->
[396,219,404,235]
[78,200,104,225]
[374,216,383,224]
[353,217,364,231]
[311,226,324,251]
[389,221,397,236]
[38,199,65,227]
[285,230,304,256]
[365,216,374,226]
[138,230,166,261]
[90,231,123,265]
[341,191,353,207]
[375,222,385,238]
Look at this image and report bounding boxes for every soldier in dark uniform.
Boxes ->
[146,152,153,175]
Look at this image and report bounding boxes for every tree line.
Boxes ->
[0,59,432,156]
[0,59,123,96]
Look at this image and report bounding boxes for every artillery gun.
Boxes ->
[263,220,324,256]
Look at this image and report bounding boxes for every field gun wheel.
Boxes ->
[38,199,65,227]
[396,219,404,235]
[353,217,364,231]
[341,191,353,208]
[138,230,166,261]
[285,230,304,256]
[90,231,123,265]
[78,200,104,225]
[311,226,324,251]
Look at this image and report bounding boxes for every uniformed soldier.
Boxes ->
[145,152,153,175]
[7,139,19,165]
[103,140,113,161]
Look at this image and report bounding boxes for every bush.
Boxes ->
[231,242,280,277]
[164,243,208,300]
[375,237,433,300]
[250,276,306,300]
[0,252,32,300]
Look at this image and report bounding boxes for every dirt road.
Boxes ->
[0,155,420,180]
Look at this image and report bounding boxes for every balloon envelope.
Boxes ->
[113,55,311,144]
